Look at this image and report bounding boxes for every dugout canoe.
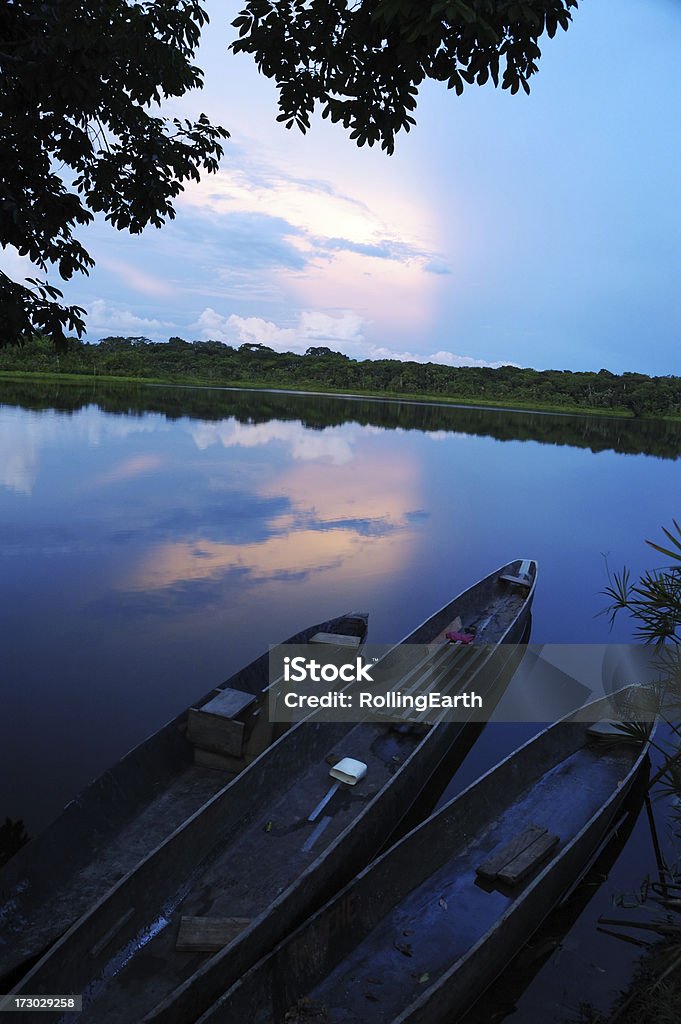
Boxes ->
[463,768,649,1024]
[12,559,536,1023]
[200,688,654,1024]
[0,611,368,987]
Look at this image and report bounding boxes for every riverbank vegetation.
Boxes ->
[1,335,680,419]
[597,523,681,1023]
[3,376,681,462]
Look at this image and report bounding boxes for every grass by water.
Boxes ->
[0,369,655,420]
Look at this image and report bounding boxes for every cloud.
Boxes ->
[368,347,519,369]
[318,236,438,268]
[0,245,40,283]
[177,210,308,273]
[191,307,516,368]
[86,299,173,338]
[178,162,447,278]
[121,447,424,592]
[191,308,366,352]
[0,406,168,496]
[180,165,386,245]
[91,454,165,487]
[190,419,357,465]
[423,259,453,275]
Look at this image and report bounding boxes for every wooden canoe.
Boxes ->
[11,560,536,1023]
[463,768,649,1024]
[198,689,653,1024]
[0,611,368,987]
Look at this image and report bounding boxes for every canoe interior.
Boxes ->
[13,563,534,1024]
[460,767,649,1024]
[200,716,646,1024]
[0,612,367,987]
[402,558,535,649]
[308,741,639,1023]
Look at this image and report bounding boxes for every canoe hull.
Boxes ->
[0,613,367,987]
[400,743,648,1023]
[11,562,535,1024]
[195,691,651,1024]
[140,563,535,1024]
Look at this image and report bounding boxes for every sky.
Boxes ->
[4,0,680,374]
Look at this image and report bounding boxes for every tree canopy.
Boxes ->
[0,0,228,345]
[232,1,579,152]
[1,0,579,347]
[3,334,680,422]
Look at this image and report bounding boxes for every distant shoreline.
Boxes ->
[2,369,677,421]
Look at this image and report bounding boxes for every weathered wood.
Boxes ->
[188,689,257,758]
[90,908,135,958]
[176,916,251,952]
[202,688,257,720]
[182,687,651,1024]
[426,616,462,651]
[476,825,547,880]
[497,832,559,886]
[193,747,244,774]
[0,610,367,987]
[10,565,539,1024]
[310,632,362,647]
[498,573,532,588]
[244,708,275,759]
[188,711,244,757]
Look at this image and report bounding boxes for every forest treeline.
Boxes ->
[1,334,680,419]
[2,378,681,462]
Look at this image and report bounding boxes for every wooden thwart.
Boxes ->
[309,632,362,647]
[476,825,547,880]
[176,916,251,952]
[498,573,532,588]
[498,833,558,886]
[188,687,257,758]
[477,823,558,886]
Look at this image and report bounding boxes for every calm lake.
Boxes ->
[2,379,679,1019]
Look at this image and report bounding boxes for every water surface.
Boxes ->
[1,380,678,1019]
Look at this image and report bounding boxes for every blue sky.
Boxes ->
[5,0,680,373]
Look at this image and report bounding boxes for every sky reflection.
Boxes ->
[1,387,679,832]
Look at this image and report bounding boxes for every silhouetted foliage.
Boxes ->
[1,335,679,420]
[1,1,581,348]
[232,0,579,153]
[0,1,228,347]
[605,522,681,647]
[1,371,681,461]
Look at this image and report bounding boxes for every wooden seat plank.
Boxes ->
[309,632,362,647]
[476,824,547,880]
[497,832,559,886]
[199,688,257,720]
[498,573,532,588]
[188,687,258,758]
[176,916,251,952]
